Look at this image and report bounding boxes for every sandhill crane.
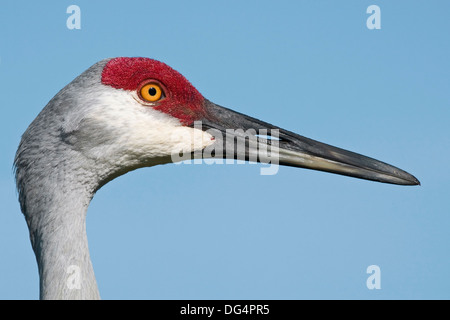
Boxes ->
[14,57,419,299]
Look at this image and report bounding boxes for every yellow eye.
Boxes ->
[140,83,164,102]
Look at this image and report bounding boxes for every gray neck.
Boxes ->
[23,168,100,300]
[15,123,107,299]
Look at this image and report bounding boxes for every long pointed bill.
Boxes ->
[189,100,419,185]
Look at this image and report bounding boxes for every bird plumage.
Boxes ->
[14,58,212,299]
[14,57,419,299]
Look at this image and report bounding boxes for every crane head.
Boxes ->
[98,57,419,185]
[16,57,419,195]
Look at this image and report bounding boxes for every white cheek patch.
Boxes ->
[167,126,214,155]
[84,88,213,165]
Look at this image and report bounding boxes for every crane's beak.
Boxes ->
[191,99,419,185]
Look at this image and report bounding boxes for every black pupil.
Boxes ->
[148,87,157,96]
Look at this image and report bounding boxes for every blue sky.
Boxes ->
[0,1,449,299]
